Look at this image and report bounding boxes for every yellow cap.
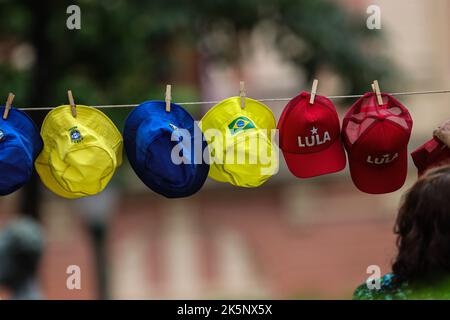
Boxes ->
[35,105,123,199]
[199,97,278,187]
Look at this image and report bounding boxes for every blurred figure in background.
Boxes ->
[354,164,450,299]
[354,124,450,300]
[76,185,120,300]
[0,217,44,299]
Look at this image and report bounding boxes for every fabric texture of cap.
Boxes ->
[35,105,123,199]
[411,137,450,176]
[124,101,209,198]
[278,91,346,178]
[0,106,43,195]
[342,92,413,194]
[199,97,278,188]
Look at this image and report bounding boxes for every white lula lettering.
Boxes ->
[367,153,399,164]
[298,129,331,147]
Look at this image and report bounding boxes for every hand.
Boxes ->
[433,119,450,148]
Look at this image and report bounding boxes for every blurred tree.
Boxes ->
[0,0,392,117]
[0,0,393,298]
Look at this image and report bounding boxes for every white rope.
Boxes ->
[17,89,450,111]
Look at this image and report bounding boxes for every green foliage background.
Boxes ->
[0,0,393,129]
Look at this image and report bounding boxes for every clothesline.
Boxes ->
[17,89,450,111]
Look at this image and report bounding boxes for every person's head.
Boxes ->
[393,164,450,282]
[0,217,44,290]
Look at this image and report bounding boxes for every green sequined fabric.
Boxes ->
[353,274,450,300]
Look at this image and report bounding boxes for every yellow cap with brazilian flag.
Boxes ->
[35,105,123,199]
[199,97,278,187]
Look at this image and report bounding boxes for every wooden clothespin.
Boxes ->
[67,90,77,117]
[239,81,246,109]
[373,80,383,106]
[165,84,171,112]
[309,79,318,104]
[2,93,15,120]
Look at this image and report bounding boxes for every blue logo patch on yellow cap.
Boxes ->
[228,116,255,135]
[69,126,83,143]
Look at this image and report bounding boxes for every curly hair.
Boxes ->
[392,164,450,282]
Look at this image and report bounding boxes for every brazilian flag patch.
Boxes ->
[228,116,255,135]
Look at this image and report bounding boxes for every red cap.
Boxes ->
[411,137,450,176]
[342,92,413,194]
[278,92,346,178]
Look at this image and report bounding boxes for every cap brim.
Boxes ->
[35,151,83,199]
[348,147,408,194]
[283,138,347,178]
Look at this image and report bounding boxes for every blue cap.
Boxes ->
[124,101,209,198]
[0,106,43,195]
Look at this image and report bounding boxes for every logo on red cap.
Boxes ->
[298,127,331,148]
[366,153,398,165]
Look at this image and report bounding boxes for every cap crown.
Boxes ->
[124,101,209,198]
[199,97,278,187]
[49,124,118,194]
[35,105,123,198]
[0,107,42,195]
[279,92,341,154]
[343,93,412,167]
